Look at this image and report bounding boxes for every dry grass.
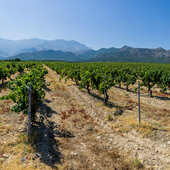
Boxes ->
[0,126,12,135]
[43,64,74,90]
[0,129,55,170]
[111,115,167,137]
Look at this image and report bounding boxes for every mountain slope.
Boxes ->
[8,50,78,61]
[0,38,90,58]
[8,49,96,61]
[4,40,170,63]
[88,46,170,63]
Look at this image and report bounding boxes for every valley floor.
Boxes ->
[0,65,169,170]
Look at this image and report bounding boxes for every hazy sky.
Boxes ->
[0,0,170,49]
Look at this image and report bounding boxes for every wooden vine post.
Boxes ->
[138,81,141,125]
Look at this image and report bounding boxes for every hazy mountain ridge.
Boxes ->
[8,50,77,61]
[0,38,90,58]
[1,38,170,63]
[87,46,170,63]
[8,45,170,63]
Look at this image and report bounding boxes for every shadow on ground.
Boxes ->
[44,86,52,92]
[40,103,59,117]
[153,95,170,101]
[31,102,74,168]
[114,86,137,94]
[115,86,170,101]
[81,90,124,116]
[0,81,9,92]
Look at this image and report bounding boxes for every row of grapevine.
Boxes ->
[0,63,48,121]
[0,62,36,84]
[46,62,170,104]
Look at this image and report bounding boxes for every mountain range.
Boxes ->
[0,38,170,63]
[0,38,90,58]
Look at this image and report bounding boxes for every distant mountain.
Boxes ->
[9,49,97,61]
[0,38,91,58]
[2,37,170,63]
[8,46,170,63]
[87,46,170,63]
[77,50,96,60]
[8,50,78,61]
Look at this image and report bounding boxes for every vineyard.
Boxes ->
[46,62,170,102]
[0,61,169,170]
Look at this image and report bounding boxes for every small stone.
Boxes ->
[71,152,77,156]
[135,147,141,150]
[97,136,101,139]
[155,149,159,153]
[2,154,9,158]
[167,141,170,145]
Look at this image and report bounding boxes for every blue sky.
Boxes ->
[0,0,170,49]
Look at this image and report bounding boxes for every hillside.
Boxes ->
[0,38,90,58]
[88,46,170,63]
[9,50,97,61]
[9,46,170,63]
[9,50,77,61]
[2,37,170,63]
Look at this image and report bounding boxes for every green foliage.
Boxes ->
[0,62,36,83]
[17,64,24,73]
[159,72,170,92]
[15,58,21,61]
[134,159,143,168]
[106,114,113,121]
[46,62,170,104]
[0,64,48,121]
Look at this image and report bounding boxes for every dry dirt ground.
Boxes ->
[0,65,169,170]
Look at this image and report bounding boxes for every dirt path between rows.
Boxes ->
[39,65,169,170]
[33,65,135,170]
